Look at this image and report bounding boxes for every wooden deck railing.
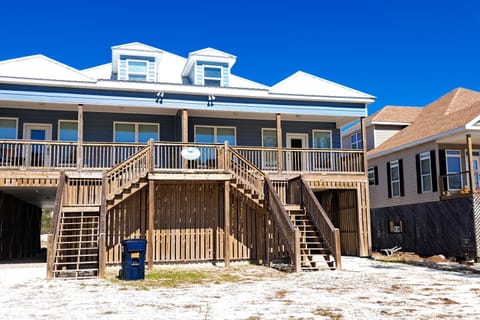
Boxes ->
[104,143,151,201]
[153,142,224,171]
[46,171,66,280]
[234,146,364,174]
[265,177,301,272]
[439,171,479,197]
[299,178,341,269]
[228,147,265,199]
[63,178,103,206]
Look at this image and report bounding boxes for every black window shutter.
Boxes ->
[386,162,392,198]
[439,149,446,191]
[374,166,379,185]
[430,150,438,192]
[399,159,405,196]
[415,154,422,194]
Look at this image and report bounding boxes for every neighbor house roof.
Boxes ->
[369,88,480,158]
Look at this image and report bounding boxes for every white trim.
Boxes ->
[194,125,236,145]
[446,149,462,191]
[113,121,160,143]
[286,133,309,171]
[389,159,401,197]
[23,123,52,140]
[0,117,19,139]
[419,151,432,193]
[466,114,480,129]
[126,59,150,82]
[58,119,78,141]
[312,129,332,148]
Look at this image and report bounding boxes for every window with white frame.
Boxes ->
[262,128,277,170]
[195,126,235,145]
[351,132,362,149]
[127,60,148,81]
[446,150,462,190]
[114,122,159,143]
[420,151,432,192]
[0,118,18,139]
[390,160,401,197]
[368,166,376,185]
[58,120,78,141]
[313,130,331,148]
[203,66,222,87]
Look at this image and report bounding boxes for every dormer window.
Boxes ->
[127,60,148,81]
[203,66,222,87]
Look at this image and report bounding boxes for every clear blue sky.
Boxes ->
[1,0,479,116]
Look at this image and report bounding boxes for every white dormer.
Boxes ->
[111,42,163,82]
[182,48,236,87]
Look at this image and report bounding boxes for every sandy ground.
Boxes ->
[1,257,479,320]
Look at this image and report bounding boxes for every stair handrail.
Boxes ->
[46,171,66,280]
[227,146,265,200]
[104,140,153,200]
[299,178,342,270]
[264,177,301,272]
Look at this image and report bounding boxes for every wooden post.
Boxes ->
[224,181,231,267]
[148,139,154,173]
[182,109,188,143]
[98,172,107,278]
[77,104,83,170]
[360,116,368,175]
[467,134,475,194]
[276,113,282,172]
[148,180,155,270]
[223,140,229,172]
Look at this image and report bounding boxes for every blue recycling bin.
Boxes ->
[121,239,147,280]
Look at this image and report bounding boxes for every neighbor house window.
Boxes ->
[203,66,222,86]
[0,118,18,139]
[446,150,462,190]
[114,122,159,143]
[351,132,362,149]
[387,159,404,198]
[127,60,148,81]
[58,120,78,141]
[368,166,378,185]
[195,126,235,145]
[313,130,331,148]
[419,152,432,192]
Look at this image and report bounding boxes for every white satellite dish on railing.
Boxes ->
[181,147,201,161]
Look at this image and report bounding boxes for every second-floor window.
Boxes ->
[127,60,148,81]
[313,130,331,148]
[195,126,235,145]
[0,118,18,139]
[419,152,432,192]
[446,150,462,190]
[203,66,222,86]
[351,132,362,149]
[368,166,378,185]
[58,120,78,141]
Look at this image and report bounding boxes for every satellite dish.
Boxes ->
[181,147,201,160]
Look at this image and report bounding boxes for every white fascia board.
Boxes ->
[466,114,480,129]
[0,76,373,105]
[370,121,412,126]
[368,126,468,160]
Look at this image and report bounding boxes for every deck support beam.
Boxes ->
[467,134,475,194]
[276,113,282,172]
[147,180,155,270]
[224,181,231,267]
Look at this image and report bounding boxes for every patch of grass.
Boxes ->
[144,270,208,287]
[313,308,343,320]
[41,209,52,234]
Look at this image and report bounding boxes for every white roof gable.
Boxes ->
[270,71,374,99]
[188,47,236,60]
[0,55,94,82]
[111,42,163,53]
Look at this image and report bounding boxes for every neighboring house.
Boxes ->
[365,88,480,260]
[342,105,422,151]
[0,42,375,278]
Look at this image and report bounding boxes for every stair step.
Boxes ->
[62,206,100,213]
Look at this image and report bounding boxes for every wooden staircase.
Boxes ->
[52,208,100,278]
[287,205,336,271]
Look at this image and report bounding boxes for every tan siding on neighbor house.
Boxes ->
[373,125,406,149]
[366,127,375,151]
[369,141,439,208]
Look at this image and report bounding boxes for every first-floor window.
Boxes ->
[114,122,159,143]
[195,126,235,145]
[446,150,462,190]
[388,159,403,197]
[0,118,18,139]
[419,152,432,192]
[58,120,78,141]
[368,166,378,185]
